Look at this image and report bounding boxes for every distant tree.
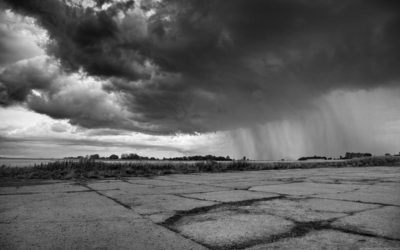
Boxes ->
[298,156,327,161]
[343,152,373,159]
[128,153,140,160]
[117,154,232,162]
[109,154,119,160]
[89,154,99,159]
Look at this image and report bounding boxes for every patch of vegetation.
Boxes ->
[298,155,328,161]
[0,156,399,180]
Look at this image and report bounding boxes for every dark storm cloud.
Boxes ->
[1,0,149,80]
[0,57,59,105]
[1,0,400,134]
[0,57,143,132]
[147,0,400,84]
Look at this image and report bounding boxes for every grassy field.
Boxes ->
[0,156,399,180]
[0,158,59,167]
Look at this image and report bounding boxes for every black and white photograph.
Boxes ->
[0,0,399,249]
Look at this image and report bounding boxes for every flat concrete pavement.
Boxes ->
[1,166,400,249]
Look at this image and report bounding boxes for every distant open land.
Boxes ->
[1,156,399,180]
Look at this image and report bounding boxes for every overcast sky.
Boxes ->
[0,0,399,159]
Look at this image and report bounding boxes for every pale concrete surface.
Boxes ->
[1,166,400,249]
[239,199,364,222]
[249,182,365,196]
[312,184,400,205]
[332,206,400,240]
[173,213,294,249]
[245,230,400,250]
[181,190,279,202]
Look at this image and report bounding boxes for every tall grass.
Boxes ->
[0,156,399,180]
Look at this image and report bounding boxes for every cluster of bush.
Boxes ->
[342,152,372,159]
[298,156,329,161]
[297,152,377,161]
[163,155,232,161]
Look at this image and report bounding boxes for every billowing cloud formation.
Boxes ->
[0,57,58,105]
[0,9,45,66]
[1,0,400,134]
[0,106,232,158]
[0,56,154,132]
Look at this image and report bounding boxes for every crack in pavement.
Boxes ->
[75,182,214,249]
[173,193,224,203]
[2,168,399,250]
[310,196,400,207]
[331,226,400,242]
[161,195,286,226]
[77,183,132,210]
[159,194,400,250]
[156,177,238,190]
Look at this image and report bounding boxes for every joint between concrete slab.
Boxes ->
[311,197,400,207]
[79,183,132,210]
[161,195,286,226]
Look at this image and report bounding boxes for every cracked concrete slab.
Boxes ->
[171,212,294,249]
[249,182,365,196]
[125,178,186,186]
[0,187,206,250]
[153,184,229,194]
[144,212,177,223]
[0,219,207,250]
[0,192,55,215]
[181,190,279,202]
[241,199,349,222]
[86,180,142,191]
[132,194,218,215]
[312,184,400,206]
[2,166,400,249]
[332,206,400,240]
[309,177,379,185]
[382,177,400,183]
[87,180,228,195]
[158,172,262,185]
[0,192,142,223]
[296,198,380,213]
[209,180,285,189]
[246,229,400,250]
[96,189,217,216]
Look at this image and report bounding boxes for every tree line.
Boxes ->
[65,154,233,161]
